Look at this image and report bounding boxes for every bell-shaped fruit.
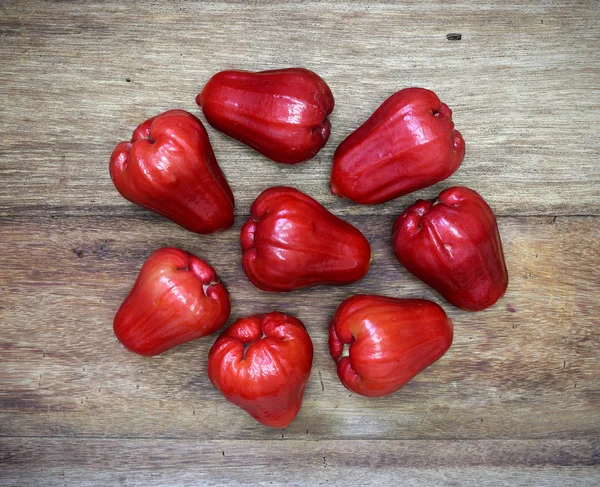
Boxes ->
[109,110,235,234]
[329,295,453,397]
[330,87,465,204]
[114,248,230,356]
[240,186,371,292]
[198,68,334,164]
[392,186,508,311]
[208,312,314,428]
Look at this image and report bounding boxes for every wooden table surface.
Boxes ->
[1,1,599,485]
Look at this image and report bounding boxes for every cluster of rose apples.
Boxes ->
[109,68,508,428]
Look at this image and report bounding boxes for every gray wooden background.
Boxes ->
[1,1,599,485]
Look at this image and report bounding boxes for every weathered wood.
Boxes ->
[0,438,598,487]
[0,215,597,440]
[1,1,599,485]
[0,0,599,217]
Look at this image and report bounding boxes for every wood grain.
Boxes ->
[1,438,598,486]
[0,0,599,217]
[1,0,599,485]
[0,215,598,441]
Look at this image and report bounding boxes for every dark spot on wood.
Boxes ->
[222,451,225,456]
[72,248,84,258]
[563,360,566,369]
[125,78,131,82]
[553,216,557,223]
[0,397,45,411]
[447,33,462,41]
[507,305,516,313]
[541,19,544,24]
[318,370,325,391]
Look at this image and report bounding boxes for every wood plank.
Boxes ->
[0,438,598,486]
[1,1,599,484]
[1,0,599,217]
[1,215,597,440]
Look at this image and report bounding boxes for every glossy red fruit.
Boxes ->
[329,295,453,397]
[109,110,234,234]
[240,186,371,292]
[208,312,314,428]
[114,248,230,356]
[330,87,465,204]
[392,186,508,311]
[198,68,334,164]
